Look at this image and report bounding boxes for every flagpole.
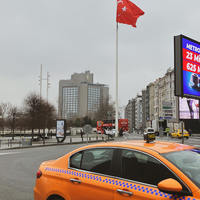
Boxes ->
[115,21,119,137]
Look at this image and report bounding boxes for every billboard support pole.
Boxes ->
[181,121,184,144]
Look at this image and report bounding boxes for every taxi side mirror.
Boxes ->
[157,178,182,194]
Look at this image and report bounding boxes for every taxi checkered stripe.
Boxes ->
[44,167,195,200]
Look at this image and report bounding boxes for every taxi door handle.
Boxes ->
[70,178,81,184]
[117,189,133,196]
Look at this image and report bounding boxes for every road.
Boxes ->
[0,134,200,200]
[0,144,86,200]
[123,133,200,148]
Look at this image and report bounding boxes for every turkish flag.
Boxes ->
[116,0,145,27]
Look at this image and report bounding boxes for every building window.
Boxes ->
[62,86,78,119]
[88,87,100,114]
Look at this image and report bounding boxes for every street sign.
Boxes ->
[168,118,179,123]
[159,117,164,122]
[162,102,173,108]
[162,102,173,119]
[83,124,93,134]
[159,126,164,131]
[165,127,170,132]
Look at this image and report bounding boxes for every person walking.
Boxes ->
[80,130,84,141]
[188,128,192,137]
[119,127,123,137]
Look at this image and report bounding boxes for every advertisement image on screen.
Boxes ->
[182,37,200,98]
[179,97,199,119]
[56,120,65,138]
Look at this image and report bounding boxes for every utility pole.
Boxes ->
[39,64,42,99]
[47,71,50,103]
[39,64,50,102]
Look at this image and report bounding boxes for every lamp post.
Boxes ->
[39,64,50,102]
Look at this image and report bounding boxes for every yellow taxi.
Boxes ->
[171,129,189,139]
[34,136,200,200]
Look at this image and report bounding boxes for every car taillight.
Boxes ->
[36,170,42,179]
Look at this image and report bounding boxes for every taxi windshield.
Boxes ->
[162,149,200,188]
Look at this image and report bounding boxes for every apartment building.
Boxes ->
[125,67,178,132]
[155,68,178,120]
[135,94,142,129]
[125,98,135,132]
[147,82,155,121]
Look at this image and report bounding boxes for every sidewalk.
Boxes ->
[1,133,200,151]
[0,134,114,150]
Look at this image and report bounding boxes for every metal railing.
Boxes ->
[0,134,112,149]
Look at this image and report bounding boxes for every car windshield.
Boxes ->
[162,149,200,188]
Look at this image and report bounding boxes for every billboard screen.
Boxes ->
[56,119,66,138]
[179,97,199,119]
[174,35,200,99]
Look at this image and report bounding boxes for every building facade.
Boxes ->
[155,68,178,121]
[125,98,135,132]
[58,71,109,119]
[125,67,178,132]
[135,94,142,129]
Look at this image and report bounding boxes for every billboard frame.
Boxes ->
[56,119,66,142]
[174,34,200,99]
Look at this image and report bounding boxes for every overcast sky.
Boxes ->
[0,0,200,109]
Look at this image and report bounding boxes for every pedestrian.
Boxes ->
[119,128,123,137]
[80,130,84,141]
[39,132,43,138]
[188,128,192,137]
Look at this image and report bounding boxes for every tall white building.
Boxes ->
[58,71,109,119]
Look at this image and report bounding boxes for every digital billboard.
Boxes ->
[174,35,200,99]
[179,97,199,119]
[56,119,66,138]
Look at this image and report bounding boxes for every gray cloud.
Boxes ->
[0,0,199,108]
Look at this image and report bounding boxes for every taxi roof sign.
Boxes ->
[144,127,155,143]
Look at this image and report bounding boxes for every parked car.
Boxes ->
[171,129,189,139]
[34,139,200,200]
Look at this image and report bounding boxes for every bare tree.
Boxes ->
[45,102,57,132]
[17,111,28,137]
[93,96,115,121]
[22,92,57,139]
[57,96,63,119]
[23,93,43,139]
[7,105,19,140]
[0,102,11,134]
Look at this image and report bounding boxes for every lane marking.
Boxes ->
[0,152,22,156]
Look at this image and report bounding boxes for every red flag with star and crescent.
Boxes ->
[116,0,144,27]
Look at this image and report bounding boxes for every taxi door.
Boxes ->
[113,148,186,200]
[66,169,114,200]
[66,148,115,200]
[114,181,170,200]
